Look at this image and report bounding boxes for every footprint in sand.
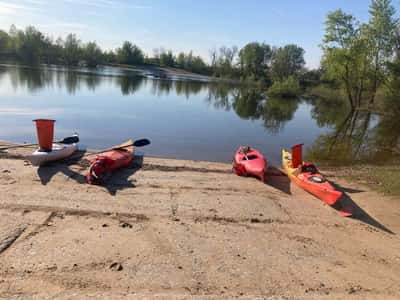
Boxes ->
[0,170,16,185]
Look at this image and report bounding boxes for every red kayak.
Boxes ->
[233,146,267,182]
[86,140,134,184]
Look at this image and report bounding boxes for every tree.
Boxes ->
[367,0,398,104]
[63,33,81,66]
[238,42,272,80]
[103,50,117,63]
[173,51,209,74]
[321,9,370,109]
[176,52,185,68]
[190,55,208,74]
[41,36,63,64]
[321,1,399,109]
[159,49,175,67]
[271,44,305,81]
[83,41,103,68]
[209,47,218,70]
[14,26,46,64]
[116,41,144,65]
[0,30,11,55]
[213,46,238,78]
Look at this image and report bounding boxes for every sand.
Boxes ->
[0,143,399,299]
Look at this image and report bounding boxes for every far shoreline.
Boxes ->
[0,62,245,85]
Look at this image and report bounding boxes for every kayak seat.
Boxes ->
[301,163,318,174]
[308,176,326,183]
[246,154,258,160]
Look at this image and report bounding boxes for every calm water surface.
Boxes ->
[2,64,395,165]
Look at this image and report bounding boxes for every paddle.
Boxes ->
[0,134,80,151]
[85,138,151,156]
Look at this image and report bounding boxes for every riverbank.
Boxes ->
[0,62,213,83]
[0,61,251,86]
[106,63,213,82]
[0,142,399,299]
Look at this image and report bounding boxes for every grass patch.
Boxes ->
[323,164,400,196]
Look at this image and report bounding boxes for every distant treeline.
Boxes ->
[0,25,209,73]
[0,24,316,92]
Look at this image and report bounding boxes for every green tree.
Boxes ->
[0,30,11,56]
[367,0,398,104]
[176,52,185,68]
[321,1,399,109]
[159,49,175,67]
[63,33,81,66]
[213,46,238,78]
[191,55,208,74]
[13,26,46,64]
[238,42,272,80]
[271,44,305,81]
[83,41,103,68]
[41,36,63,64]
[321,9,371,109]
[116,41,144,65]
[103,50,117,63]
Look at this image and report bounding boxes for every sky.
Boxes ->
[0,0,399,68]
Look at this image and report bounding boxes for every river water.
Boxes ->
[1,64,396,165]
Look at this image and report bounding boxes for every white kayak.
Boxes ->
[26,143,78,166]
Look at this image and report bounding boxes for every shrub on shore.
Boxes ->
[267,76,301,98]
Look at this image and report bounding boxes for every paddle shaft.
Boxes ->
[84,139,150,157]
[0,136,78,151]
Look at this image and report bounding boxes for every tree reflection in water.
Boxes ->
[306,96,400,165]
[2,64,398,165]
[118,75,143,95]
[262,97,299,134]
[232,88,263,120]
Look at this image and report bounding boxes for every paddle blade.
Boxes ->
[133,138,150,147]
[59,134,79,144]
[291,143,303,168]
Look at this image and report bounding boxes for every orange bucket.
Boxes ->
[33,119,55,151]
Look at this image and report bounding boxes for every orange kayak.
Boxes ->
[282,144,350,215]
[86,140,134,184]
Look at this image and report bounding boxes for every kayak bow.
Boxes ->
[233,146,267,182]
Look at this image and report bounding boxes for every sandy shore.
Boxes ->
[0,142,399,299]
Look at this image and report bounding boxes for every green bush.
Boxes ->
[267,76,301,98]
[307,84,344,101]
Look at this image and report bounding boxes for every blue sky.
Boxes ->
[0,0,398,68]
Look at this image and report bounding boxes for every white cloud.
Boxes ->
[0,1,40,16]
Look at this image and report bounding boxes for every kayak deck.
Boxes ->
[26,143,78,166]
[282,148,350,216]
